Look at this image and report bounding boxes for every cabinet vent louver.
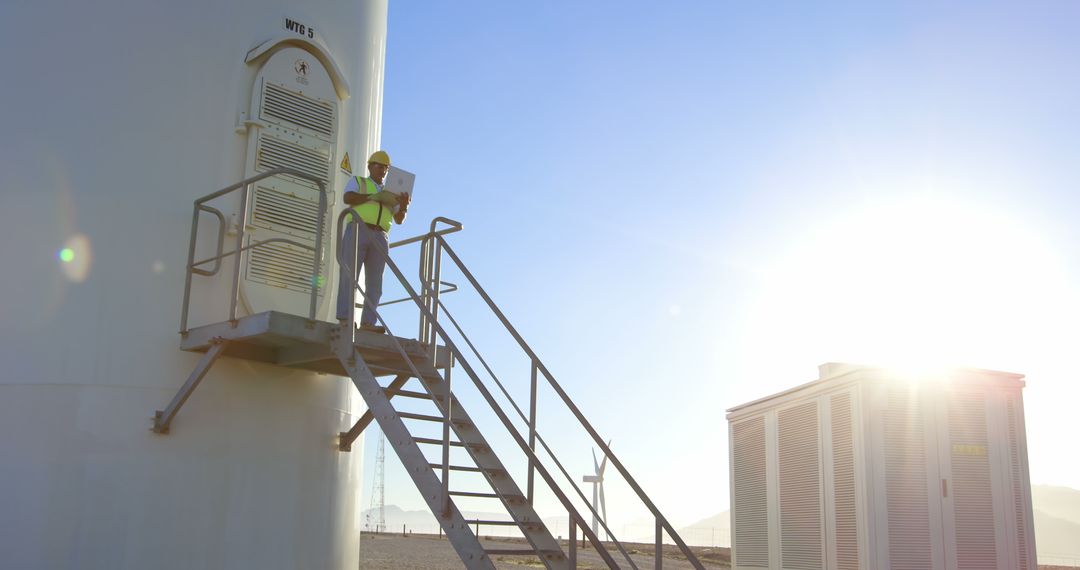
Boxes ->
[778,401,822,569]
[831,392,859,569]
[1006,396,1031,570]
[732,416,768,568]
[883,386,933,570]
[949,390,997,569]
[262,82,335,138]
[247,241,324,295]
[253,186,322,238]
[255,134,330,190]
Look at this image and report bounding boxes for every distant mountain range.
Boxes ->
[1031,485,1080,559]
[367,484,1080,558]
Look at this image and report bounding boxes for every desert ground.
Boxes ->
[357,532,1076,569]
[357,532,731,569]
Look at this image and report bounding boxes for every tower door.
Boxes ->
[240,46,339,316]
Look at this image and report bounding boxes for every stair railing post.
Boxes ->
[417,236,431,343]
[429,237,444,350]
[527,359,538,505]
[655,517,663,569]
[569,515,577,568]
[440,363,453,517]
[179,204,201,334]
[227,181,251,324]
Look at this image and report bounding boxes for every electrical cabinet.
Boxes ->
[728,364,1036,570]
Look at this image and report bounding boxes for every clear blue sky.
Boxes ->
[366,1,1080,528]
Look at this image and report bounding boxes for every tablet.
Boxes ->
[382,165,415,198]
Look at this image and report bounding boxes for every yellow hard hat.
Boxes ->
[368,150,391,166]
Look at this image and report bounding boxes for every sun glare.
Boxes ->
[741,194,1080,382]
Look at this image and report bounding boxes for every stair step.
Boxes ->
[485,548,564,559]
[465,519,520,526]
[397,411,444,422]
[386,388,441,400]
[413,437,465,447]
[467,519,544,531]
[397,410,471,426]
[448,491,526,503]
[430,463,492,473]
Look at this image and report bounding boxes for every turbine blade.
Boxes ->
[599,440,612,475]
[592,447,600,473]
[599,483,607,521]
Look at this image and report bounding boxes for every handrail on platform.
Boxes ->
[179,167,327,334]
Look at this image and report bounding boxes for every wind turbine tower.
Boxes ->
[582,441,611,540]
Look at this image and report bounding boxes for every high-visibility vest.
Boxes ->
[348,176,394,232]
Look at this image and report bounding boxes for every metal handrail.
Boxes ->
[335,215,621,567]
[384,253,623,568]
[179,167,327,334]
[334,211,700,567]
[434,236,705,569]
[429,297,640,568]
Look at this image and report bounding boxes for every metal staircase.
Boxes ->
[330,341,568,568]
[159,169,706,569]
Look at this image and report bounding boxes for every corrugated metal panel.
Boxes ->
[261,82,335,138]
[733,416,769,568]
[830,392,859,570]
[1006,396,1031,570]
[255,133,330,190]
[778,401,822,570]
[948,390,996,569]
[884,386,932,570]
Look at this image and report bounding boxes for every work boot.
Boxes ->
[359,323,386,334]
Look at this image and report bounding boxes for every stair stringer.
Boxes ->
[415,365,569,569]
[330,340,496,570]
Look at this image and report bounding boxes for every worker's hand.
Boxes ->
[397,192,411,208]
[375,192,399,206]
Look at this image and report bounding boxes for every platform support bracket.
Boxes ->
[339,374,409,451]
[152,338,229,434]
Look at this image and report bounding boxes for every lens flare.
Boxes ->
[58,233,92,282]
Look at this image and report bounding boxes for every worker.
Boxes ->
[336,150,410,333]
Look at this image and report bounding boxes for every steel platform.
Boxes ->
[180,311,450,377]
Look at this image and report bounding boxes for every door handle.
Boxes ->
[942,478,949,498]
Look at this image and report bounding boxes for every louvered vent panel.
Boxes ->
[252,186,322,238]
[262,82,335,138]
[883,386,932,570]
[247,241,325,295]
[778,402,822,570]
[1006,396,1031,570]
[830,392,859,570]
[948,390,996,569]
[256,134,330,189]
[732,417,769,568]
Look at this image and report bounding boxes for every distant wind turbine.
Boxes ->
[582,440,611,540]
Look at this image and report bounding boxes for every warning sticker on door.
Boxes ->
[340,152,352,174]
